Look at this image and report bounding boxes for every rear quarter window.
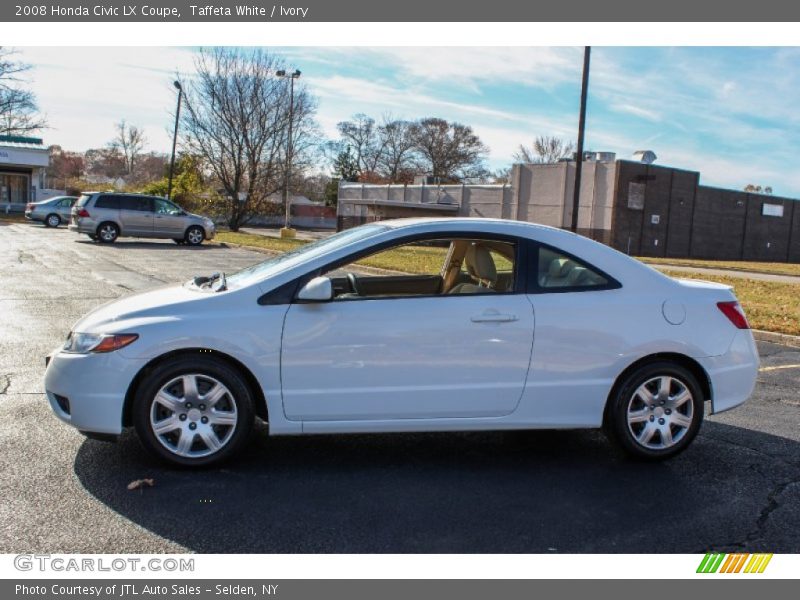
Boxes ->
[76,194,92,207]
[94,195,120,209]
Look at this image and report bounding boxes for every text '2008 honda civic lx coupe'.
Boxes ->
[44,218,759,467]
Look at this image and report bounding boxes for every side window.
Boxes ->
[536,246,611,290]
[94,195,120,210]
[154,198,181,215]
[322,237,517,300]
[119,196,152,212]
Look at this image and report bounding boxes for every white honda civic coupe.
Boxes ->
[44,218,759,466]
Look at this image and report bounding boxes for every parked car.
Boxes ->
[25,196,78,227]
[69,192,215,245]
[44,218,759,467]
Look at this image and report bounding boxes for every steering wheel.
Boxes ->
[347,272,361,296]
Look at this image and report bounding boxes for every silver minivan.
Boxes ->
[69,192,216,245]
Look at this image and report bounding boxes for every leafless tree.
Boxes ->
[0,47,46,136]
[336,114,385,177]
[514,135,575,164]
[111,120,146,176]
[410,118,488,182]
[377,115,417,183]
[178,48,317,230]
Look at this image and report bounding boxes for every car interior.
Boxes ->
[536,247,608,289]
[325,238,517,300]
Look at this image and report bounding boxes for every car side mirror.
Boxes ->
[296,276,333,302]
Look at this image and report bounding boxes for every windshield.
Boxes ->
[226,224,390,288]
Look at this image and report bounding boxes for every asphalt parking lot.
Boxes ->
[0,220,799,554]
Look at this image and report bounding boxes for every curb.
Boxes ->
[752,330,800,348]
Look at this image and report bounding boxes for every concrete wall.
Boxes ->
[513,161,616,243]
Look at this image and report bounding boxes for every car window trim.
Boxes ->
[258,230,529,305]
[526,241,622,294]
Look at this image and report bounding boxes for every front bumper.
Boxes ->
[44,347,148,434]
[698,330,760,414]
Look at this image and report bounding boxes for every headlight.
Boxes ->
[63,332,139,354]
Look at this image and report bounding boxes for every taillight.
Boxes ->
[26,203,34,211]
[717,301,750,329]
[77,208,90,218]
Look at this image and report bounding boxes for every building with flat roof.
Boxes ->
[0,136,62,210]
[338,156,800,262]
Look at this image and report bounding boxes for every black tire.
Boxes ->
[172,238,185,245]
[184,225,205,246]
[96,222,119,243]
[604,361,704,461]
[88,234,98,241]
[133,355,255,467]
[45,213,61,228]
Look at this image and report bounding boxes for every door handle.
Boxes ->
[471,313,518,323]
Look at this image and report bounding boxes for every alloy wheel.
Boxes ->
[99,224,118,242]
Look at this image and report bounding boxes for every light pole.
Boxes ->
[167,80,183,201]
[276,69,301,238]
[571,46,591,234]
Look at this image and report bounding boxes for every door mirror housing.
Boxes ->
[296,276,333,302]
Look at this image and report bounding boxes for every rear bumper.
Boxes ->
[698,330,760,414]
[44,348,147,434]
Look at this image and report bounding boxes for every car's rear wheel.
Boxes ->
[133,356,255,467]
[605,361,704,461]
[97,222,119,243]
[45,214,61,228]
[185,226,205,246]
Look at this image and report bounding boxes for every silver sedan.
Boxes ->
[25,196,78,228]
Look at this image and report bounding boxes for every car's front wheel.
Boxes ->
[605,361,704,461]
[133,356,255,467]
[45,213,61,228]
[184,226,205,246]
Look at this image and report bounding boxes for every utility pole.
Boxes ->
[571,46,591,233]
[167,80,183,201]
[277,69,301,238]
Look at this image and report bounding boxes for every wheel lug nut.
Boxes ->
[649,415,655,422]
[179,414,187,421]
[665,409,672,415]
[189,422,197,430]
[201,416,208,424]
[658,418,665,425]
[185,402,192,408]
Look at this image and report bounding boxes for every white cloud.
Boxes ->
[18,47,197,151]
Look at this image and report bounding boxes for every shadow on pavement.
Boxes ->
[74,421,800,553]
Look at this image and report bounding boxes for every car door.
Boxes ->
[279,235,535,422]
[153,198,186,238]
[118,195,153,236]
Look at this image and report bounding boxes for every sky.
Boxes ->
[15,46,800,197]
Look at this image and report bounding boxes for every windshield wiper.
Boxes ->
[192,272,227,292]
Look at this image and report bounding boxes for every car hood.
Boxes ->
[72,282,208,333]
